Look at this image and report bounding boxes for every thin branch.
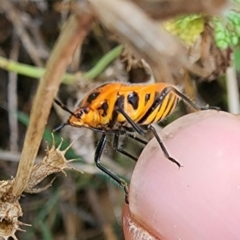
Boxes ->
[10,11,94,198]
[226,65,240,114]
[88,0,231,82]
[8,34,19,152]
[130,0,230,20]
[0,0,44,66]
[0,151,23,162]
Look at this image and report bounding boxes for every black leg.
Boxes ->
[167,87,220,111]
[148,125,182,168]
[117,106,181,168]
[95,133,129,203]
[117,107,145,135]
[126,133,148,145]
[113,133,138,161]
[126,127,181,167]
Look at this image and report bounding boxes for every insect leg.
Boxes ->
[126,133,148,145]
[166,86,220,111]
[117,96,182,167]
[117,107,180,167]
[113,133,138,161]
[95,133,129,203]
[148,125,182,168]
[117,107,145,135]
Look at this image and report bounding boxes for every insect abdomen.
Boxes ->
[115,83,180,126]
[79,83,180,129]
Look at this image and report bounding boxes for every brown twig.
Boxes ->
[10,11,94,199]
[0,0,45,67]
[8,34,19,152]
[130,0,230,19]
[88,0,231,83]
[87,189,118,240]
[21,13,50,59]
[88,0,176,83]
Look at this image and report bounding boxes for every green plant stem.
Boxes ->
[83,45,123,79]
[0,45,122,84]
[234,47,240,72]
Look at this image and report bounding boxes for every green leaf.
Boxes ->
[163,15,205,46]
[213,10,240,49]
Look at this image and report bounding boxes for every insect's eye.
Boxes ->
[83,107,89,114]
[75,111,83,118]
[74,107,89,118]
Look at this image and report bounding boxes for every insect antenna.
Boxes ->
[53,123,68,132]
[54,99,76,116]
[53,99,77,132]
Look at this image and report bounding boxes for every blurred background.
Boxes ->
[0,0,240,239]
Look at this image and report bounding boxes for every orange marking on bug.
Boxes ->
[54,82,218,203]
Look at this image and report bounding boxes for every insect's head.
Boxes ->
[54,99,100,131]
[68,106,91,127]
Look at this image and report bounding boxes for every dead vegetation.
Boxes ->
[0,0,238,239]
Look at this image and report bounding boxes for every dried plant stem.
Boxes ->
[88,0,230,82]
[88,0,207,83]
[11,13,94,198]
[87,189,118,240]
[8,35,19,152]
[88,0,176,83]
[226,66,240,114]
[130,0,230,19]
[0,0,44,66]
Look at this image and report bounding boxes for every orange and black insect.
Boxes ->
[54,82,217,202]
